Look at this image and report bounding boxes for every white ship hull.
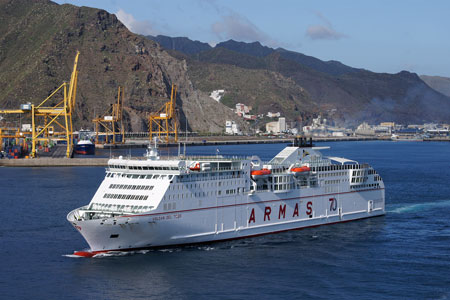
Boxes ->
[68,186,384,253]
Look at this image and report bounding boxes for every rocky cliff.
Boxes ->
[0,0,243,133]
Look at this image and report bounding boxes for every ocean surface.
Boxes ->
[1,141,449,299]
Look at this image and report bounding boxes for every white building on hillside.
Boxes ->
[210,90,225,102]
[267,112,281,118]
[225,120,241,135]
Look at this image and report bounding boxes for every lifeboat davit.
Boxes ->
[291,166,310,177]
[251,168,271,180]
[190,162,201,171]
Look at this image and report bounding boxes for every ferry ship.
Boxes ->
[74,129,95,155]
[74,140,95,155]
[67,138,385,257]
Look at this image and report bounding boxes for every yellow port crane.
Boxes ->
[0,51,79,158]
[92,86,125,145]
[148,84,178,143]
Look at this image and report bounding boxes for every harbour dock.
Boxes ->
[3,135,447,168]
[0,158,108,167]
[99,136,381,149]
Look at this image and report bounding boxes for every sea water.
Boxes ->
[1,141,449,299]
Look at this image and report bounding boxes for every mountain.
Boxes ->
[0,0,242,133]
[216,40,358,76]
[147,35,211,55]
[420,75,450,98]
[216,40,274,57]
[152,36,450,126]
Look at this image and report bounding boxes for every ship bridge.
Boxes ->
[107,157,186,174]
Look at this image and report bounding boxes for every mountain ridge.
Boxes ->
[420,75,450,98]
[148,34,450,126]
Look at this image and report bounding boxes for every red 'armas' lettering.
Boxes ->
[264,206,271,221]
[306,201,313,215]
[249,208,256,223]
[293,203,299,217]
[279,204,286,219]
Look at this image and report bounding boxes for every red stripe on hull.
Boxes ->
[75,151,88,155]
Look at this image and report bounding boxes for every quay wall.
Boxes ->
[0,158,108,167]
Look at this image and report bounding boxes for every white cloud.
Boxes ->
[116,9,157,36]
[212,13,268,43]
[208,41,217,47]
[306,12,347,40]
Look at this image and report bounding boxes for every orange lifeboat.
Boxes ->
[190,162,201,171]
[251,168,271,180]
[291,166,310,176]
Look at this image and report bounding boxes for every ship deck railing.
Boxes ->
[177,172,245,182]
[78,207,153,220]
[110,155,253,162]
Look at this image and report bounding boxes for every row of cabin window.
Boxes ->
[352,170,367,176]
[178,171,242,181]
[256,180,318,191]
[319,171,347,178]
[374,175,382,181]
[368,169,377,175]
[273,183,294,190]
[312,164,366,172]
[271,167,289,174]
[225,189,238,195]
[130,166,178,171]
[91,202,152,213]
[90,203,153,211]
[166,188,242,200]
[178,174,240,182]
[351,177,368,183]
[106,173,173,180]
[109,184,154,190]
[109,165,178,171]
[350,183,380,189]
[169,179,245,190]
[103,193,149,200]
[325,179,341,185]
[273,176,291,183]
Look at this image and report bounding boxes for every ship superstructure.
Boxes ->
[67,138,385,256]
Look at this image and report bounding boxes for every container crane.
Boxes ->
[92,86,125,145]
[148,84,178,143]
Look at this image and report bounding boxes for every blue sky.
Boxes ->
[55,0,450,77]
